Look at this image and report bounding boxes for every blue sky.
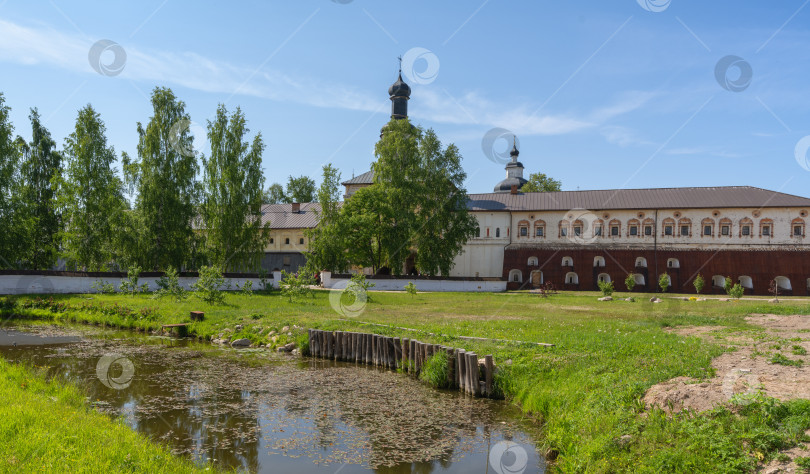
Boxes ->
[1,1,810,198]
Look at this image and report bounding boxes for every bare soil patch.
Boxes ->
[643,314,810,471]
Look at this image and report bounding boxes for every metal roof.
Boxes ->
[341,170,375,185]
[260,203,323,229]
[467,186,810,212]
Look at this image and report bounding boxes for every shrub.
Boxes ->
[597,280,614,296]
[625,274,636,292]
[279,270,313,303]
[349,273,375,302]
[404,281,417,297]
[723,276,733,295]
[769,353,802,367]
[119,266,149,295]
[728,283,744,300]
[91,280,116,294]
[239,280,254,297]
[659,273,669,293]
[153,267,187,301]
[192,265,225,304]
[694,273,705,294]
[538,281,557,298]
[257,269,272,292]
[420,351,450,389]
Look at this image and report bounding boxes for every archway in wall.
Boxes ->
[530,270,543,286]
[508,269,522,283]
[527,256,538,266]
[597,273,611,283]
[666,258,680,269]
[775,276,791,291]
[712,275,726,288]
[635,257,647,268]
[738,276,753,289]
[633,274,645,286]
[562,256,573,267]
[593,256,605,268]
[565,272,579,284]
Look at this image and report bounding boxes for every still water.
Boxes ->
[0,322,545,473]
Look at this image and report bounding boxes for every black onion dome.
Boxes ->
[388,73,411,98]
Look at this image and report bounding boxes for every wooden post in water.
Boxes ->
[324,331,331,359]
[342,332,348,361]
[446,347,455,389]
[354,333,360,363]
[365,334,372,364]
[308,330,315,357]
[409,340,416,372]
[458,349,467,394]
[388,337,396,370]
[484,355,494,398]
[468,352,481,397]
[334,332,341,361]
[371,335,377,366]
[413,342,421,373]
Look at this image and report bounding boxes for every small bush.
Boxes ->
[624,274,636,292]
[694,273,705,294]
[279,270,313,303]
[192,265,225,304]
[240,280,254,297]
[119,265,149,295]
[723,276,733,295]
[91,280,116,294]
[153,267,187,301]
[728,283,744,300]
[349,273,375,302]
[796,456,810,473]
[598,280,614,296]
[404,281,417,297]
[420,351,450,389]
[792,345,808,356]
[659,273,670,293]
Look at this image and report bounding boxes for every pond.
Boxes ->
[0,322,546,473]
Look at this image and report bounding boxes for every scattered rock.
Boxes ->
[287,332,292,336]
[230,338,250,347]
[265,343,273,349]
[271,336,278,343]
[268,330,276,336]
[277,342,296,352]
[281,326,290,333]
[617,434,633,447]
[291,349,300,356]
[625,297,635,302]
[598,296,613,301]
[769,298,779,303]
[234,324,243,331]
[697,298,706,301]
[718,298,729,302]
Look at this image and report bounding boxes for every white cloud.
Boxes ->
[0,18,654,137]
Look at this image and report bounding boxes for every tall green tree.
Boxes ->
[338,119,477,276]
[304,164,347,272]
[521,172,562,192]
[0,94,24,268]
[18,108,63,269]
[201,104,269,271]
[263,182,286,204]
[128,87,200,270]
[58,105,128,270]
[285,175,316,203]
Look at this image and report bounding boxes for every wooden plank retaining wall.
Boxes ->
[307,329,497,398]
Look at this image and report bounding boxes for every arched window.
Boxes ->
[517,219,530,238]
[534,219,546,238]
[509,269,522,283]
[666,258,680,269]
[527,256,538,266]
[627,219,641,237]
[677,218,692,237]
[593,256,606,268]
[559,220,570,238]
[739,217,753,237]
[565,272,579,284]
[608,219,621,237]
[475,227,481,238]
[597,273,611,283]
[495,227,501,238]
[642,218,655,237]
[712,275,727,288]
[593,218,605,237]
[738,275,753,289]
[701,218,715,237]
[791,218,806,238]
[561,256,573,267]
[774,276,791,291]
[760,219,773,237]
[659,273,671,287]
[719,218,732,237]
[633,274,645,286]
[635,257,647,268]
[662,217,676,237]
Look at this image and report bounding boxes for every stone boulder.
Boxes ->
[230,338,251,347]
[598,296,613,301]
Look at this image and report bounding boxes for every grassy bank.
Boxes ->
[2,290,810,472]
[0,358,211,473]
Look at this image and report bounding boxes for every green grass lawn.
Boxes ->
[3,289,810,473]
[0,358,211,473]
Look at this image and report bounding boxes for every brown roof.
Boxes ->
[467,186,810,212]
[341,170,375,185]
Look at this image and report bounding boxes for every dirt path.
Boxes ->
[642,313,810,472]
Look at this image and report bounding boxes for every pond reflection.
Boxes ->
[0,323,545,473]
